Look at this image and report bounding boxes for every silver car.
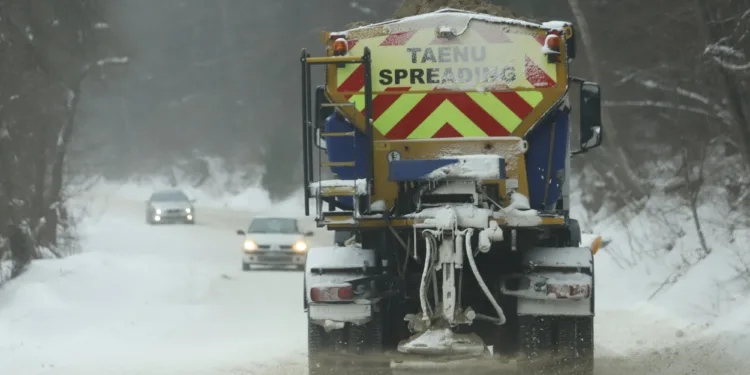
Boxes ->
[236,216,313,271]
[145,189,195,225]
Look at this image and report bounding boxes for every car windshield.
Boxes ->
[151,190,188,202]
[248,218,299,234]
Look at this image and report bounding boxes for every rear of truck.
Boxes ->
[300,8,603,375]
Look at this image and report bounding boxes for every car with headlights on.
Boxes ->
[145,189,195,224]
[236,216,313,271]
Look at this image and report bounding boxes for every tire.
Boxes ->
[557,317,594,375]
[346,311,386,375]
[242,262,251,271]
[307,309,385,375]
[518,315,555,374]
[308,316,332,375]
[568,219,582,246]
[518,316,594,375]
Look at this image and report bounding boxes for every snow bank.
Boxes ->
[0,203,309,373]
[0,260,12,285]
[574,185,750,361]
[0,215,219,372]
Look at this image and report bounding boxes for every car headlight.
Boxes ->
[293,240,308,252]
[155,208,162,215]
[243,240,257,251]
[185,207,192,214]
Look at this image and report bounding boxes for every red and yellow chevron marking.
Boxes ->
[331,19,562,139]
[348,89,543,139]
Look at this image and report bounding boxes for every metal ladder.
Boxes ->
[300,47,374,225]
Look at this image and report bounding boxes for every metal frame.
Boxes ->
[300,47,374,218]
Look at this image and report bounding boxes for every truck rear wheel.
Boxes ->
[307,312,386,375]
[308,316,333,375]
[519,315,555,374]
[518,316,594,375]
[346,312,386,374]
[557,316,594,375]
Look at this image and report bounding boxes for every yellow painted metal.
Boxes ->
[307,56,363,64]
[324,18,569,139]
[318,187,357,197]
[321,161,355,167]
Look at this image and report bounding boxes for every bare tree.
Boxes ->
[0,0,125,282]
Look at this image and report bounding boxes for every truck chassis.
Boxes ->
[303,200,595,375]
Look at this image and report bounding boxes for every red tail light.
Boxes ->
[337,286,353,300]
[310,285,354,302]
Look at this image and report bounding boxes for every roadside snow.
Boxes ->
[0,190,309,374]
[0,260,11,284]
[575,186,750,365]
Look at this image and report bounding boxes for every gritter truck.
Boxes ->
[300,8,604,375]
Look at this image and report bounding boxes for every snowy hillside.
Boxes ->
[573,184,750,364]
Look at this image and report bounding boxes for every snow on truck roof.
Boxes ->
[335,8,570,34]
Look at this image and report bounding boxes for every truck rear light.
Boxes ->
[337,286,353,299]
[310,285,354,302]
[545,34,561,52]
[591,236,603,255]
[546,283,590,299]
[332,38,349,56]
[543,32,562,63]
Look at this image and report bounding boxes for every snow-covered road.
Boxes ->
[0,190,747,374]
[0,192,322,375]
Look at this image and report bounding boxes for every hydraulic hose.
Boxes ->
[464,229,506,325]
[419,231,435,320]
[428,234,439,309]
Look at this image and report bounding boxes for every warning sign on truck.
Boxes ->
[336,23,558,93]
[377,46,518,87]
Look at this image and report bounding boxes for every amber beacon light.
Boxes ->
[332,38,349,56]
